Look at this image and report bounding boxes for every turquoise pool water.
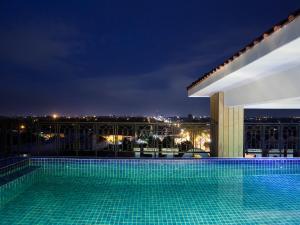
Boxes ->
[1,158,300,224]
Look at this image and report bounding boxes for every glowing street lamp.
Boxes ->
[52,114,58,119]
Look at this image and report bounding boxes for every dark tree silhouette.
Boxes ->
[162,136,174,148]
[122,138,132,151]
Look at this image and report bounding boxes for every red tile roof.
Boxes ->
[187,9,300,91]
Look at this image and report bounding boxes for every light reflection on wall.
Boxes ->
[103,135,132,144]
[174,128,211,151]
[40,133,64,141]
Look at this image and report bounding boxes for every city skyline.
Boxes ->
[0,1,300,117]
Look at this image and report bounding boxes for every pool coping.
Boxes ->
[30,156,300,161]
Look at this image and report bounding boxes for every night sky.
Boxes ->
[0,1,299,117]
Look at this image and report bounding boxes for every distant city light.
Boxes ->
[52,114,58,119]
[20,124,25,129]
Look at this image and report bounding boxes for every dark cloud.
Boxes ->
[0,23,84,69]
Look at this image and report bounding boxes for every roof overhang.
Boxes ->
[188,10,300,109]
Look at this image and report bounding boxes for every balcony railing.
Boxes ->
[245,122,300,157]
[1,121,300,158]
[0,121,210,158]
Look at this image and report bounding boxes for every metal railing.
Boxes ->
[1,120,300,158]
[0,121,210,158]
[244,123,300,157]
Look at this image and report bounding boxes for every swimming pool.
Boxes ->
[1,158,300,224]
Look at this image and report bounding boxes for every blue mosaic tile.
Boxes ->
[0,158,300,224]
[0,158,29,177]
